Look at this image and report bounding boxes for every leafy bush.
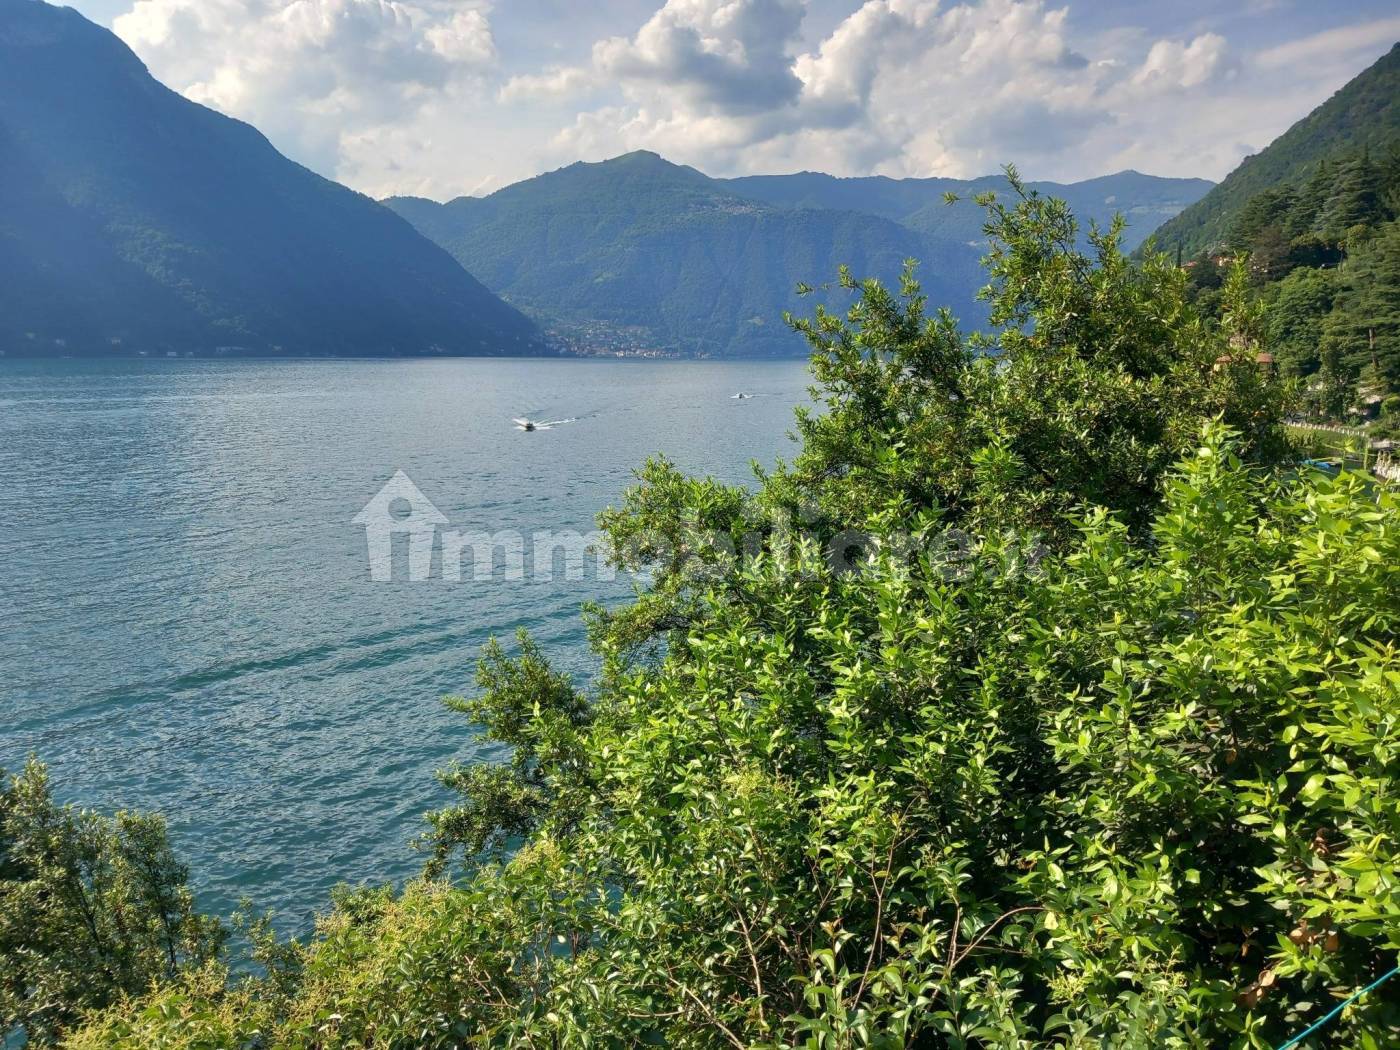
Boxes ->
[58,184,1400,1048]
[65,430,1400,1049]
[0,760,225,1045]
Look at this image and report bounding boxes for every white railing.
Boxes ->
[1286,421,1398,485]
[1286,420,1369,439]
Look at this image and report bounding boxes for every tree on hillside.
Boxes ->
[1322,220,1400,397]
[1319,149,1386,238]
[52,187,1400,1050]
[0,761,225,1045]
[1382,141,1400,215]
[1227,186,1295,254]
[1265,266,1339,377]
[1189,140,1400,419]
[1282,159,1325,238]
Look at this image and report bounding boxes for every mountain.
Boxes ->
[388,152,986,358]
[387,154,1209,358]
[0,0,540,357]
[723,170,1213,254]
[1150,42,1400,258]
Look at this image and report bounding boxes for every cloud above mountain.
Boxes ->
[111,0,496,175]
[529,0,1238,183]
[67,0,1400,199]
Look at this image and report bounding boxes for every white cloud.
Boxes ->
[424,8,495,64]
[499,64,597,104]
[1132,33,1227,90]
[592,0,807,112]
[528,0,1242,184]
[1256,16,1400,70]
[84,0,1400,198]
[112,0,496,178]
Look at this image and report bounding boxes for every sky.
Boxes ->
[63,0,1400,201]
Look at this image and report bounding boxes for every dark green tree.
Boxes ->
[1265,265,1338,377]
[1287,158,1334,238]
[1286,230,1344,271]
[1227,185,1295,252]
[0,761,225,1045]
[1194,141,1400,416]
[1322,220,1400,395]
[1319,149,1385,237]
[1381,140,1400,216]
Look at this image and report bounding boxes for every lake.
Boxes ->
[0,356,812,929]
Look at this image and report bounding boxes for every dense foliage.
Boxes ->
[1152,41,1400,260]
[0,0,539,357]
[1184,142,1400,423]
[385,154,1208,358]
[1153,39,1400,424]
[12,180,1397,1048]
[0,760,225,1044]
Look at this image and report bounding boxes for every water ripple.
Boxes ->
[1,356,809,928]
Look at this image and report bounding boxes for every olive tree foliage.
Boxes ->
[66,182,1400,1047]
[421,631,592,879]
[0,760,225,1045]
[766,171,1292,542]
[70,436,1400,1050]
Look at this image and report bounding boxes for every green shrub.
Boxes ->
[64,428,1400,1049]
[0,761,225,1045]
[59,183,1400,1048]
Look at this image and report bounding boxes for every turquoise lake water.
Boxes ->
[0,357,811,929]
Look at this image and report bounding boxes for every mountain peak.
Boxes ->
[0,0,540,355]
[593,150,703,178]
[611,149,666,164]
[484,149,716,204]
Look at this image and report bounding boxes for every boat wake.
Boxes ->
[513,416,579,432]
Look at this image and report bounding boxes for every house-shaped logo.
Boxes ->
[353,471,448,582]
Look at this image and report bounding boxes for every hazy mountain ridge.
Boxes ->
[1149,42,1400,257]
[387,153,1210,357]
[0,0,1219,361]
[724,169,1213,252]
[0,0,541,357]
[388,151,985,357]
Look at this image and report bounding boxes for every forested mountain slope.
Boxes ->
[1182,138,1400,422]
[387,154,1210,357]
[1151,41,1400,258]
[388,152,985,357]
[0,0,540,357]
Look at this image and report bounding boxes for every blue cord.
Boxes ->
[1276,964,1400,1049]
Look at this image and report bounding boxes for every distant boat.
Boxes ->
[731,392,752,400]
[513,417,577,432]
